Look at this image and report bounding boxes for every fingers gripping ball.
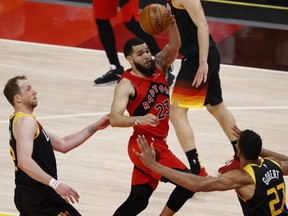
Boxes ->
[140,4,172,36]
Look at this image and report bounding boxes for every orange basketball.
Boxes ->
[140,4,172,36]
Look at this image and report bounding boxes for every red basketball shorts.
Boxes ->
[92,0,140,22]
[128,135,187,189]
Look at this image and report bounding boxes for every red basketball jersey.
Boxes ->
[121,68,170,138]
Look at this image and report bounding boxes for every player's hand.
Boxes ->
[133,135,156,167]
[137,114,159,127]
[55,183,80,204]
[192,61,208,87]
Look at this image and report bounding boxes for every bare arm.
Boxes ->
[14,116,80,203]
[49,113,110,153]
[155,17,181,72]
[110,79,160,127]
[15,116,54,187]
[177,0,209,87]
[133,135,252,192]
[261,148,288,175]
[110,78,137,127]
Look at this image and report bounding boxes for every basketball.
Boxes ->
[140,4,172,36]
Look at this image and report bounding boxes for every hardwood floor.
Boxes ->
[0,39,287,215]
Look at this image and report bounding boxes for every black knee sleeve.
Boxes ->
[113,184,153,216]
[166,185,195,212]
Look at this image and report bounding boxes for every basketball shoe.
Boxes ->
[218,156,240,174]
[94,65,124,85]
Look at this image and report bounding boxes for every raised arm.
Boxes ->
[155,16,181,72]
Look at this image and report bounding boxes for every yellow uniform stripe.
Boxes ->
[202,0,288,10]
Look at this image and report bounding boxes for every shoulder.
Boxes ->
[13,113,38,131]
[115,77,135,97]
[222,169,254,185]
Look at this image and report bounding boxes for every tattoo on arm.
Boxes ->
[88,126,97,134]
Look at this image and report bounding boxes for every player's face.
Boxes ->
[17,79,38,110]
[131,43,155,77]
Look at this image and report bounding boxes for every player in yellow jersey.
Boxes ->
[4,75,110,216]
[135,125,288,216]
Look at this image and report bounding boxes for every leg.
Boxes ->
[93,19,124,85]
[206,102,237,142]
[92,0,124,85]
[170,101,207,176]
[95,19,122,68]
[113,184,153,216]
[204,47,240,173]
[160,175,195,215]
[206,102,240,173]
[170,101,194,152]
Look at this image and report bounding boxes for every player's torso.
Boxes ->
[9,112,57,191]
[122,68,170,138]
[238,158,287,216]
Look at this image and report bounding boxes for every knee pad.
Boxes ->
[166,186,195,212]
[113,184,153,216]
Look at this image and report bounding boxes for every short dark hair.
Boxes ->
[238,129,262,161]
[123,37,146,58]
[3,75,27,106]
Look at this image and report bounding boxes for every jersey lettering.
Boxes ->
[267,182,286,215]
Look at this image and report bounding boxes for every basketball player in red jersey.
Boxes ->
[92,0,175,86]
[110,17,194,216]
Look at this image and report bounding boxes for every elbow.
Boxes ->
[53,144,71,154]
[17,161,25,171]
[59,147,70,154]
[110,118,118,127]
[110,117,118,127]
[17,159,31,172]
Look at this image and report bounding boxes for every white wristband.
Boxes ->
[49,178,60,190]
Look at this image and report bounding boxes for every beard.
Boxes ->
[134,59,156,78]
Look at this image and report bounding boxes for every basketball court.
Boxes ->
[0,0,288,215]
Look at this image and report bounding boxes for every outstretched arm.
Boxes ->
[261,149,288,175]
[155,16,180,72]
[50,113,110,153]
[133,135,252,192]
